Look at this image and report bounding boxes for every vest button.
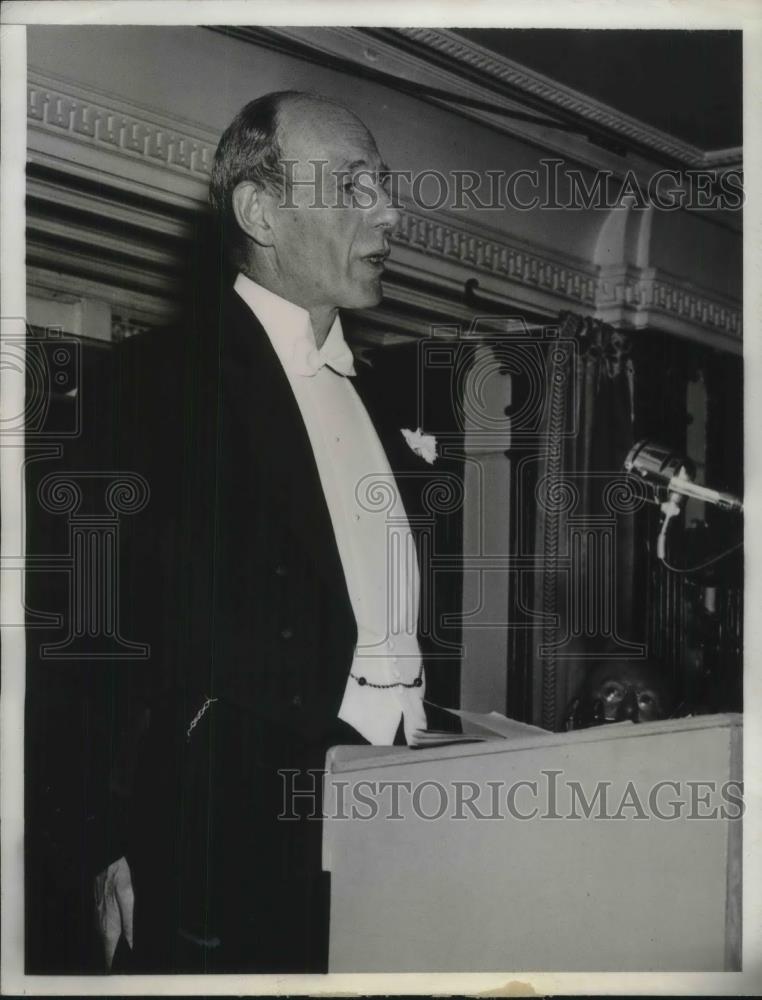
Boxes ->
[275,564,288,577]
[280,626,294,640]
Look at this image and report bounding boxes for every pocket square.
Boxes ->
[401,427,437,464]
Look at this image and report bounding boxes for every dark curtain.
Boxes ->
[25,334,122,972]
[635,333,744,716]
[530,312,642,729]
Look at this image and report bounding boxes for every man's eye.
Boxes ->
[380,172,392,193]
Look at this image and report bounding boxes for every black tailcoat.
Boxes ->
[111,285,434,972]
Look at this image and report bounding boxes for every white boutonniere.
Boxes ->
[401,427,437,465]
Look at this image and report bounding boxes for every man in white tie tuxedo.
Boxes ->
[95,91,431,973]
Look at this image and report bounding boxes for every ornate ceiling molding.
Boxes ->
[28,70,217,178]
[595,264,741,351]
[381,28,742,172]
[25,67,740,350]
[394,205,597,309]
[27,69,216,204]
[236,26,741,175]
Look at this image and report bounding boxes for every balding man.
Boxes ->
[96,92,429,973]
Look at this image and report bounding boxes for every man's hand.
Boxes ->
[93,856,135,971]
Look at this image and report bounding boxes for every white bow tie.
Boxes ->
[291,338,356,377]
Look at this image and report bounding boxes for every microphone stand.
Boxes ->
[657,493,684,563]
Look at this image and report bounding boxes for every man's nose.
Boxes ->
[616,687,640,722]
[373,185,401,231]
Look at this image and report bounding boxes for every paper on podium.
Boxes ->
[409,702,547,747]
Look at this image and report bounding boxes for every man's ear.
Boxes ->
[232,181,275,247]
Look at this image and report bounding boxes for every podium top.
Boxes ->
[326,712,742,774]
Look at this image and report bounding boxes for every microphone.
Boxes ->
[624,440,742,513]
[661,478,743,512]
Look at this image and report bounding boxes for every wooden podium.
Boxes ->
[323,714,742,972]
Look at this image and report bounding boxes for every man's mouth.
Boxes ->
[362,250,390,269]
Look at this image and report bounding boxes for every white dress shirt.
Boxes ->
[234,273,427,745]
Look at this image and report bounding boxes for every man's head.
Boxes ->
[564,659,673,730]
[210,91,399,331]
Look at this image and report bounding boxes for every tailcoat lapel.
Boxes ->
[216,289,350,591]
